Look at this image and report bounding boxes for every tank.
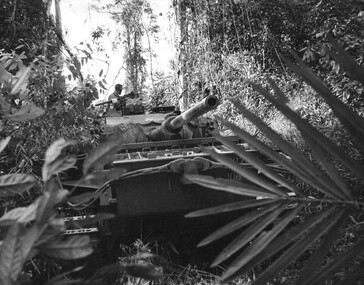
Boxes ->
[61,93,265,262]
[63,93,261,218]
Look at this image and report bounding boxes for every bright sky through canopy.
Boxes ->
[58,0,175,98]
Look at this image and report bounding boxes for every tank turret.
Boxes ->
[95,94,220,144]
[149,94,219,141]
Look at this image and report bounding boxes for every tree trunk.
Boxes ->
[176,0,188,111]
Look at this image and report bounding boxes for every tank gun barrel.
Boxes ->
[94,100,112,106]
[169,95,219,130]
[149,94,219,141]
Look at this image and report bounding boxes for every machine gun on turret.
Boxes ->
[95,91,144,116]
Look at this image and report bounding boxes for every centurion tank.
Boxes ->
[61,91,268,262]
[62,92,261,218]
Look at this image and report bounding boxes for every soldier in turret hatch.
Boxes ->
[107,84,123,111]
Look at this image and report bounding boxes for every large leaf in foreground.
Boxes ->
[223,204,303,282]
[204,148,286,196]
[297,208,350,285]
[0,174,35,197]
[38,235,93,260]
[250,208,347,285]
[212,202,285,267]
[212,131,299,194]
[0,136,10,154]
[4,103,45,121]
[197,202,284,247]
[186,198,280,217]
[0,200,40,226]
[223,207,336,282]
[83,136,126,174]
[186,174,278,198]
[42,155,77,182]
[42,138,76,181]
[252,81,352,200]
[230,100,343,198]
[0,224,23,284]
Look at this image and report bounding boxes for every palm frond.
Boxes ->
[203,147,287,196]
[212,131,299,194]
[248,208,348,285]
[185,198,281,218]
[197,205,285,247]
[222,207,337,282]
[303,238,364,285]
[282,51,364,159]
[297,207,351,285]
[221,203,303,282]
[187,40,364,284]
[185,175,278,198]
[212,202,286,267]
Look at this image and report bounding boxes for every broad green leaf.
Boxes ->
[124,262,163,281]
[0,224,22,285]
[0,94,11,115]
[204,148,286,196]
[80,168,127,187]
[19,223,45,264]
[39,235,93,260]
[42,155,77,182]
[0,174,35,197]
[0,199,40,225]
[297,207,350,285]
[19,88,30,100]
[36,180,68,224]
[5,102,45,121]
[198,202,283,247]
[0,63,14,89]
[68,192,97,204]
[222,204,303,282]
[223,206,336,282]
[213,131,298,193]
[10,65,32,96]
[44,138,76,167]
[0,136,10,154]
[185,175,278,198]
[34,218,66,247]
[252,208,347,285]
[185,198,279,217]
[83,136,126,174]
[212,203,285,267]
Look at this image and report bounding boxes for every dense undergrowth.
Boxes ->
[1,0,364,284]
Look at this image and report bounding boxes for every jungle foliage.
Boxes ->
[186,40,364,285]
[175,0,364,284]
[1,0,364,284]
